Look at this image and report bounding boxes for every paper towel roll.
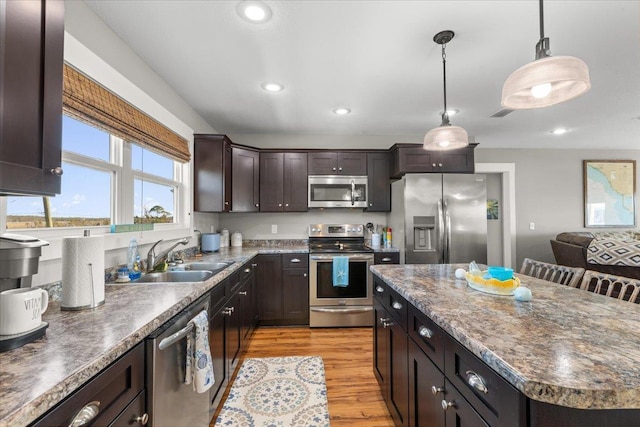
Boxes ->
[61,235,105,310]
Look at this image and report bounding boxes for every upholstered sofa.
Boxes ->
[551,231,640,279]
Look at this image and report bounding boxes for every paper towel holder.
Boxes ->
[61,231,106,311]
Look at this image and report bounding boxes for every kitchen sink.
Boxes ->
[133,270,215,283]
[185,261,234,272]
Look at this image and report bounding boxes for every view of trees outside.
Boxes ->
[5,116,175,229]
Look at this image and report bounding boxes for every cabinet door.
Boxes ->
[282,268,309,324]
[388,317,409,427]
[257,255,283,323]
[194,135,232,212]
[224,291,242,375]
[435,148,475,173]
[232,146,260,211]
[308,152,338,174]
[409,340,445,427]
[259,152,284,211]
[239,264,256,345]
[338,152,367,175]
[373,299,389,388]
[0,0,64,196]
[366,152,390,212]
[392,146,437,177]
[209,304,227,409]
[283,152,308,211]
[443,379,489,427]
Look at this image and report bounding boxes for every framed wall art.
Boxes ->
[583,160,636,227]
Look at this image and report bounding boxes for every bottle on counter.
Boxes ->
[220,228,229,247]
[386,227,392,247]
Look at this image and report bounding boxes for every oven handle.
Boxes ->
[310,255,374,262]
[310,307,374,314]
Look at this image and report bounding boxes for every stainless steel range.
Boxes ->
[308,224,374,327]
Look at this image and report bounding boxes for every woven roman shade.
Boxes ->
[62,64,190,163]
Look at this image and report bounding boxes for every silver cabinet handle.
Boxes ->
[50,166,64,176]
[438,163,443,167]
[381,257,392,262]
[278,203,282,207]
[303,273,308,277]
[291,258,301,263]
[223,307,234,316]
[432,163,437,167]
[244,268,251,273]
[419,325,433,339]
[466,370,488,393]
[285,203,289,207]
[239,291,248,296]
[332,167,337,171]
[132,413,149,425]
[339,167,343,171]
[255,203,259,207]
[369,203,373,206]
[252,263,258,267]
[69,401,100,427]
[380,317,393,328]
[375,286,384,293]
[392,301,403,310]
[431,386,444,396]
[441,400,455,411]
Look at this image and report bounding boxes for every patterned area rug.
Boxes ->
[215,356,330,426]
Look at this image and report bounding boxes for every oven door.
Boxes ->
[309,253,373,306]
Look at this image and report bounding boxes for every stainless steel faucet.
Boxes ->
[146,237,189,272]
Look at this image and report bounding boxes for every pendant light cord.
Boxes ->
[441,43,450,126]
[539,0,544,40]
[535,0,550,59]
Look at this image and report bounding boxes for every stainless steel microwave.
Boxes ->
[308,175,368,208]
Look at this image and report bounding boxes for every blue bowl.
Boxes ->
[487,266,513,281]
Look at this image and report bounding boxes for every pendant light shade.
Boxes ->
[424,124,469,151]
[424,30,469,151]
[501,0,590,109]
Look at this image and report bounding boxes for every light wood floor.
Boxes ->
[212,326,394,426]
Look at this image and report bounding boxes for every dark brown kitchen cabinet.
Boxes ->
[31,342,145,427]
[308,151,367,175]
[374,252,400,265]
[373,296,409,427]
[390,143,477,178]
[257,253,309,326]
[232,146,260,212]
[194,134,232,212]
[259,152,308,212]
[0,0,64,196]
[238,261,257,345]
[208,282,228,410]
[409,339,445,427]
[256,254,283,323]
[365,152,391,212]
[443,379,489,427]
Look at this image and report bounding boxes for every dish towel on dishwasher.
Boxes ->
[185,310,215,393]
[332,256,349,287]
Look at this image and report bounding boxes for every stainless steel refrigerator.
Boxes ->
[389,174,487,264]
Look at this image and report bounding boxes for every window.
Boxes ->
[5,115,183,230]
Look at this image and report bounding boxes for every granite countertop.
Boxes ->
[370,264,640,410]
[0,245,308,427]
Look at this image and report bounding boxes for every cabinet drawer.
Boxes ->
[226,269,243,295]
[374,252,399,264]
[282,253,308,268]
[408,306,445,371]
[32,343,144,426]
[108,390,146,427]
[373,278,407,330]
[445,339,525,427]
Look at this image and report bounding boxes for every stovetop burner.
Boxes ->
[308,224,372,253]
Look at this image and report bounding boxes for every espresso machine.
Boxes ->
[0,234,50,351]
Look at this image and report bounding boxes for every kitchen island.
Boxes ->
[370,264,640,426]
[0,245,311,427]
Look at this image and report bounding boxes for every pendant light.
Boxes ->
[424,31,468,151]
[501,0,590,109]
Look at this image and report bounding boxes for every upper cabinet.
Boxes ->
[308,151,367,175]
[260,152,308,212]
[391,143,477,178]
[365,152,391,212]
[0,0,64,196]
[194,134,232,212]
[231,146,260,212]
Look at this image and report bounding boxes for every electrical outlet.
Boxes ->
[529,222,535,230]
[271,224,278,234]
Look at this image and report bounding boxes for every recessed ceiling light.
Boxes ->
[262,82,283,92]
[551,128,570,135]
[333,108,351,115]
[237,1,272,23]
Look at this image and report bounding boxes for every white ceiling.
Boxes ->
[84,0,640,150]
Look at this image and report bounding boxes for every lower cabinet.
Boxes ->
[257,253,309,326]
[31,343,146,427]
[374,276,524,427]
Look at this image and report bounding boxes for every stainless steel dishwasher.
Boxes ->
[146,294,211,427]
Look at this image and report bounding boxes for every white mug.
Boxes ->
[371,233,382,247]
[0,288,49,335]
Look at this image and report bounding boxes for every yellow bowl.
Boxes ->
[465,272,520,295]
